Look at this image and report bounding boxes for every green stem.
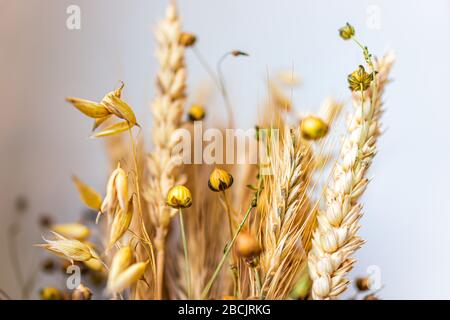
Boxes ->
[179,208,191,299]
[201,202,254,299]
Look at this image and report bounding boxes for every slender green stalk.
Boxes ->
[179,208,191,299]
[201,202,254,299]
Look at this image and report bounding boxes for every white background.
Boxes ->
[1,0,449,299]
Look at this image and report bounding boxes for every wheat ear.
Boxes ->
[259,128,316,299]
[145,2,187,300]
[308,53,395,300]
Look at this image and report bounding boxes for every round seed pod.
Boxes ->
[208,168,233,192]
[72,284,92,300]
[355,277,371,291]
[300,116,328,140]
[167,185,193,209]
[179,32,197,47]
[188,104,206,121]
[40,287,63,300]
[338,22,355,40]
[236,232,261,258]
[364,294,379,300]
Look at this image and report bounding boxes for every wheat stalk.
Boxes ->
[308,53,395,300]
[258,128,316,299]
[144,2,187,299]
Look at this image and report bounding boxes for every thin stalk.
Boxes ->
[128,128,156,298]
[254,267,262,299]
[221,190,240,296]
[179,208,192,299]
[155,243,165,300]
[217,52,235,129]
[128,128,151,245]
[201,202,254,299]
[222,190,235,238]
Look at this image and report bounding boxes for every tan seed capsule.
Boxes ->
[166,185,192,209]
[364,294,379,300]
[300,116,329,140]
[236,232,261,258]
[187,104,206,121]
[338,22,355,40]
[72,284,92,300]
[347,65,374,92]
[179,32,197,47]
[40,287,63,300]
[355,277,371,291]
[208,168,233,192]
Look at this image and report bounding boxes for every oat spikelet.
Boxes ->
[145,2,187,299]
[308,53,395,300]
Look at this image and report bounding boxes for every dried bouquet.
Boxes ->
[34,3,394,300]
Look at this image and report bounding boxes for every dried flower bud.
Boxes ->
[36,232,100,263]
[236,232,261,258]
[108,198,134,250]
[167,185,192,209]
[106,261,149,294]
[72,284,92,300]
[39,215,53,228]
[300,116,329,140]
[347,65,374,92]
[355,277,371,291]
[51,223,90,241]
[231,50,249,57]
[187,104,206,121]
[364,294,379,300]
[41,259,55,272]
[15,195,28,212]
[208,168,234,192]
[339,22,355,40]
[179,32,197,47]
[40,287,63,300]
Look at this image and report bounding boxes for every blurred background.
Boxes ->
[1,0,449,299]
